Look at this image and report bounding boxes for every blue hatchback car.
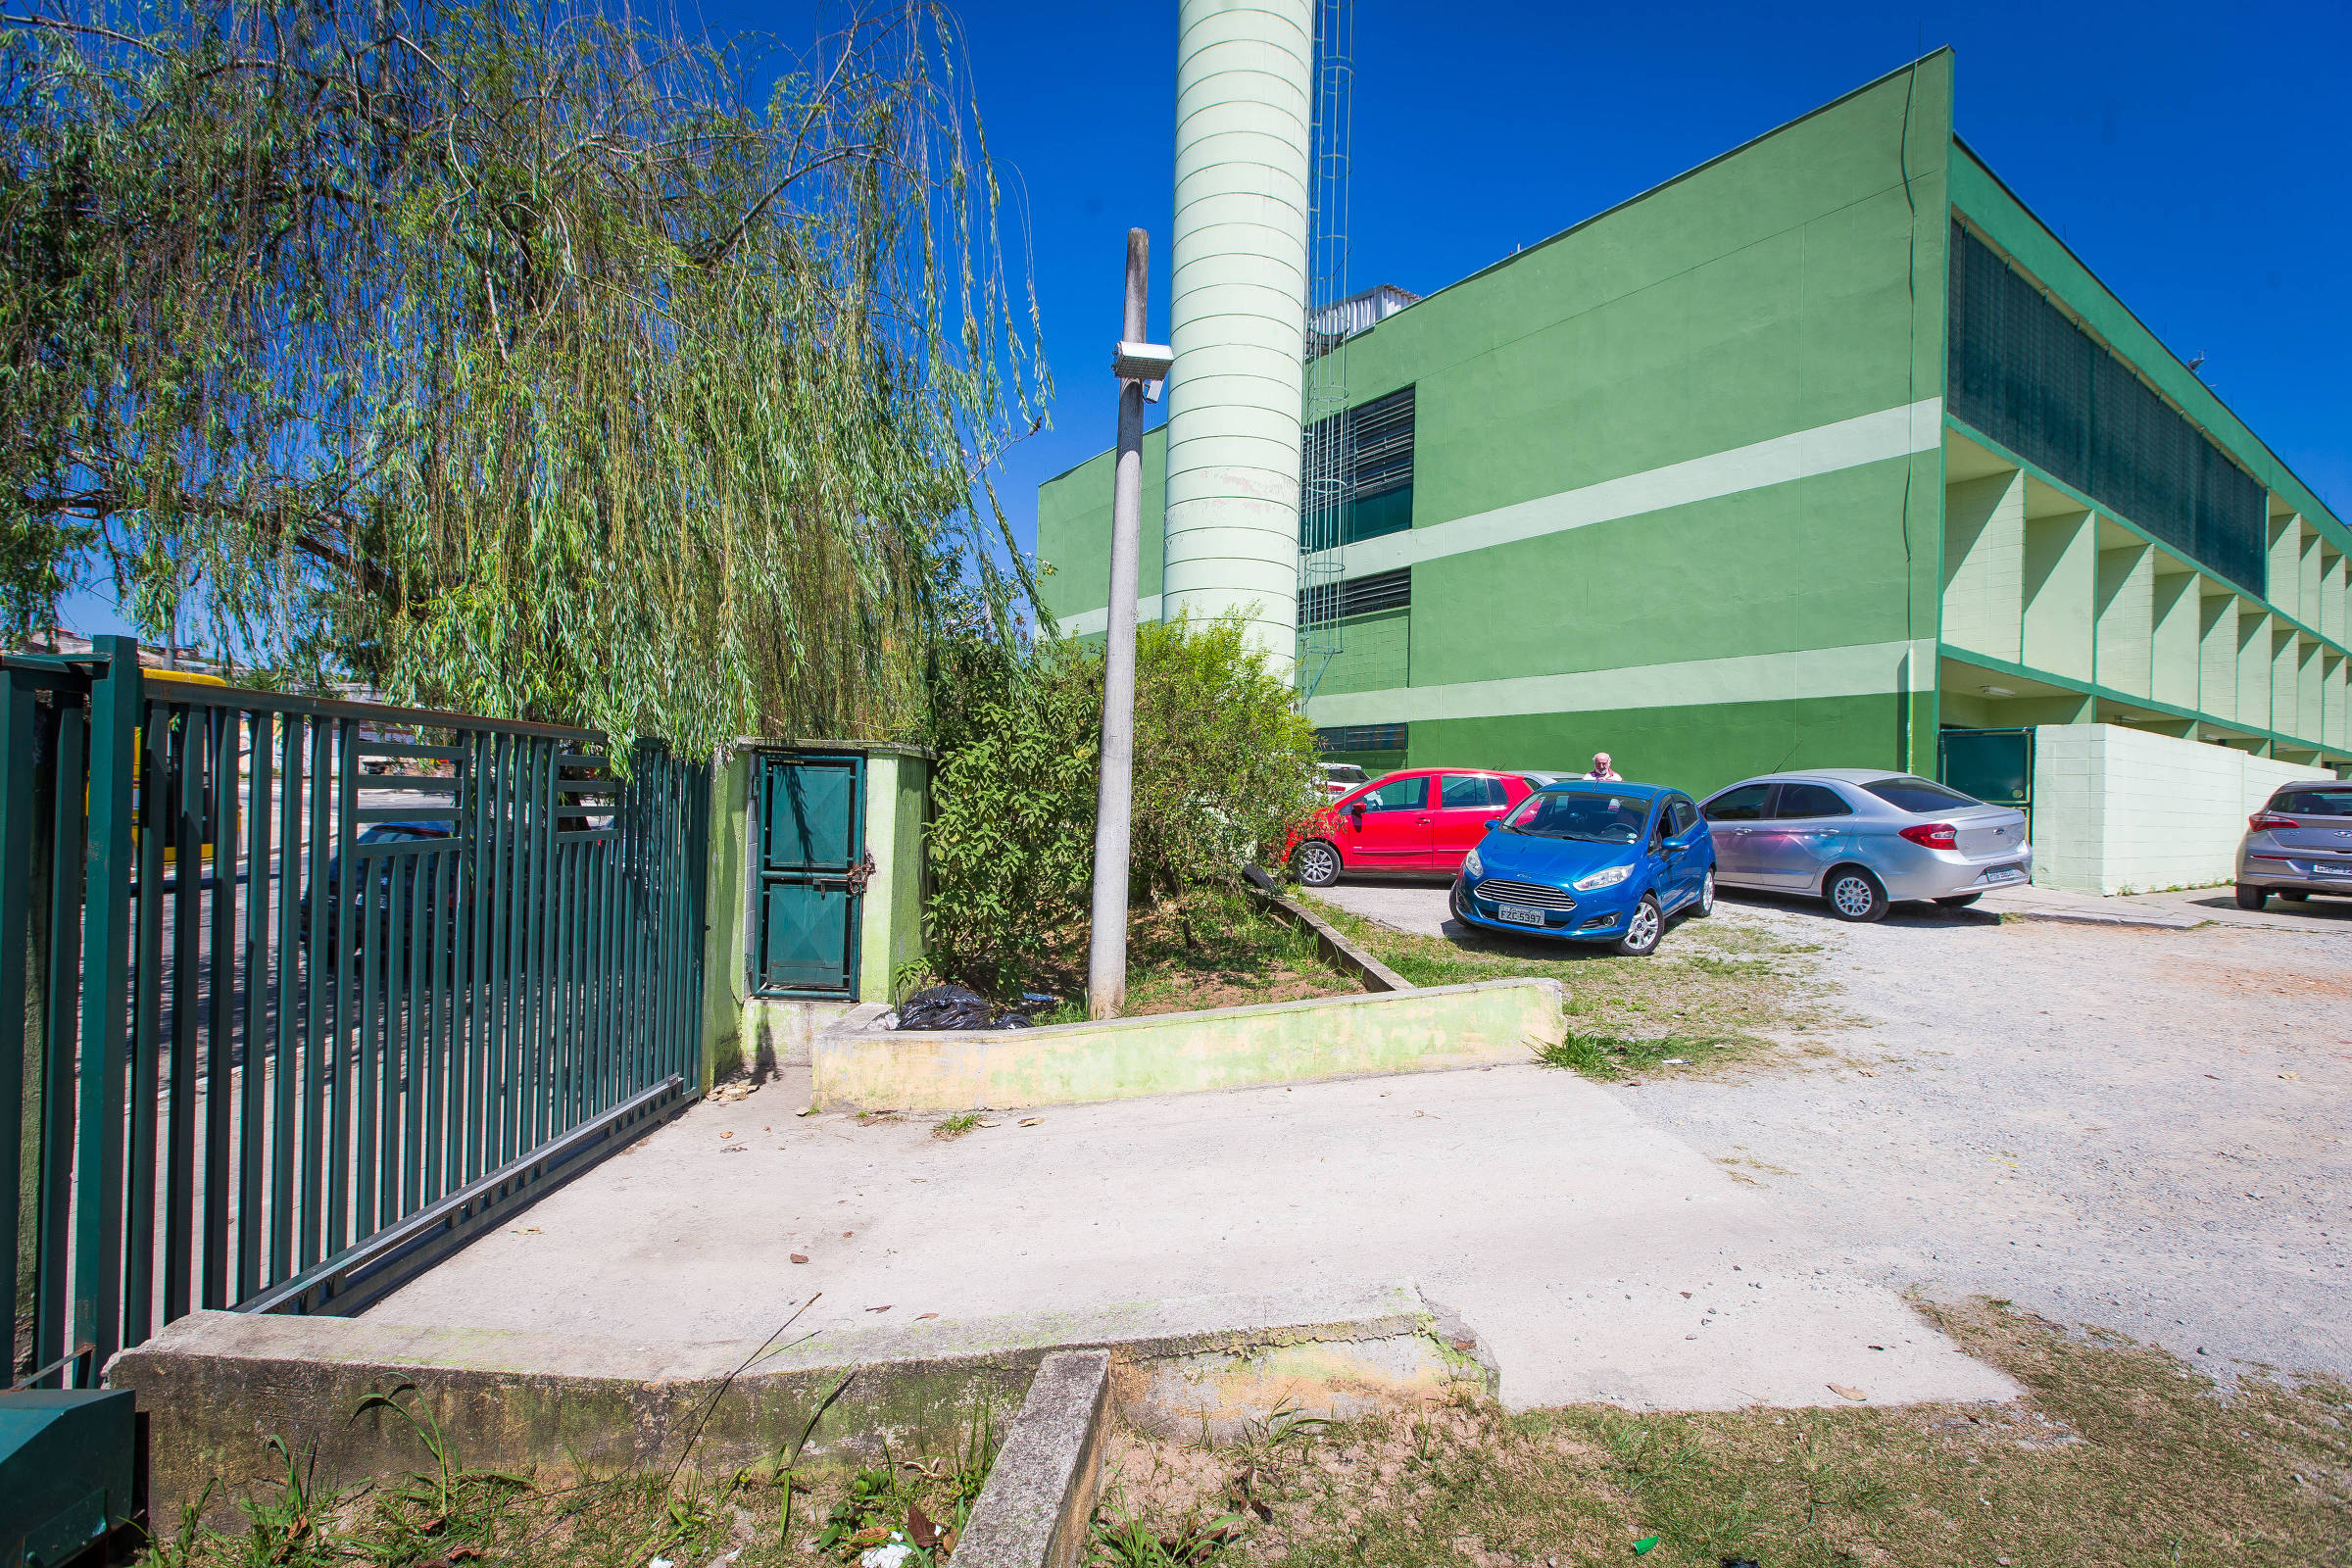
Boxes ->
[1449,781,1716,956]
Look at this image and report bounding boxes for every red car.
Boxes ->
[1288,768,1544,887]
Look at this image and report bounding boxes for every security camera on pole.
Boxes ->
[1088,230,1173,1019]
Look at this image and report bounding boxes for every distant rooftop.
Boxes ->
[1309,283,1419,356]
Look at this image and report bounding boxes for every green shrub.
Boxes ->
[1129,612,1321,920]
[922,611,1321,990]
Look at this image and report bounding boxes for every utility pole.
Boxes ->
[1088,230,1173,1019]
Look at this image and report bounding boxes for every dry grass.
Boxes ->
[1300,894,1840,1082]
[1086,1301,2352,1568]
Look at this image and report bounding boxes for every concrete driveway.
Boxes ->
[372,1051,2014,1414]
[1317,878,2352,1382]
[372,877,2346,1412]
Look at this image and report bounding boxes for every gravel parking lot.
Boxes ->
[1319,879,2352,1383]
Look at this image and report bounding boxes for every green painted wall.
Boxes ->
[1037,425,1168,627]
[700,755,753,1086]
[856,752,930,1005]
[1313,608,1408,694]
[1404,692,1906,803]
[1336,58,1948,544]
[1409,464,1927,685]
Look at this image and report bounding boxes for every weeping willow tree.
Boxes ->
[0,0,1047,756]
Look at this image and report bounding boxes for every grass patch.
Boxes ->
[932,1111,986,1141]
[1300,893,1837,1081]
[1027,893,1359,1018]
[1088,1300,2352,1567]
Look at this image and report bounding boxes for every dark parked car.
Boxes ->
[300,821,459,953]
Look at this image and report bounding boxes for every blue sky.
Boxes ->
[60,0,2351,637]
[952,0,2349,559]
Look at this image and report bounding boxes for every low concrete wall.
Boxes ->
[745,998,858,1070]
[110,1282,1483,1530]
[955,1350,1109,1568]
[2032,724,2332,894]
[812,978,1564,1112]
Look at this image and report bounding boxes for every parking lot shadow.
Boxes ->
[1712,886,2003,928]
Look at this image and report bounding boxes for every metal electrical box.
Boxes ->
[0,1390,136,1568]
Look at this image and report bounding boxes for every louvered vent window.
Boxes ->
[1301,386,1415,545]
[1298,566,1409,635]
[1947,221,2266,597]
[1316,723,1407,755]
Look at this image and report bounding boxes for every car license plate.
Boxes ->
[1983,864,2025,884]
[1494,903,1545,927]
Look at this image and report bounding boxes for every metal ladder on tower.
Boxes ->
[1297,0,1353,705]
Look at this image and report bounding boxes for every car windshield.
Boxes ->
[1499,790,1648,844]
[1323,765,1367,784]
[1860,775,1979,812]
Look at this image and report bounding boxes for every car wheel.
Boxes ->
[2279,890,2309,903]
[1293,840,1343,888]
[1934,893,1982,908]
[1691,867,1715,917]
[1615,895,1664,956]
[2234,884,2268,909]
[1824,866,1887,923]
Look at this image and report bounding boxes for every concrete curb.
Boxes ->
[1994,906,2204,932]
[812,977,1563,1111]
[1247,883,1414,991]
[110,1281,1487,1530]
[955,1350,1110,1568]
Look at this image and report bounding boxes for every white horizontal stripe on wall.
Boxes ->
[1314,397,1944,579]
[1050,398,1943,637]
[1303,638,1940,727]
[1054,594,1165,639]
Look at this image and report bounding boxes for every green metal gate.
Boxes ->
[751,752,867,999]
[4,639,709,1389]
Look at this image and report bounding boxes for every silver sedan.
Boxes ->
[2234,779,2352,908]
[1697,769,2031,922]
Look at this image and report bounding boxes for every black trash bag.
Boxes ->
[895,983,998,1031]
[989,1012,1032,1031]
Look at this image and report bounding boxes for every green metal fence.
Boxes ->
[5,638,709,1388]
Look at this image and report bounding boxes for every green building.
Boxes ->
[1037,52,2352,799]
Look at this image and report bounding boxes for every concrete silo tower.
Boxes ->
[1160,0,1313,669]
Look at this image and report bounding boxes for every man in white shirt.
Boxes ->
[1586,752,1621,781]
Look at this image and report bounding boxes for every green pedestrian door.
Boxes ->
[753,753,866,998]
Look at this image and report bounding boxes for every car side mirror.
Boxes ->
[1484,819,1501,832]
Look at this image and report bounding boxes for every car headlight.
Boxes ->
[1463,847,1484,879]
[1573,864,1633,892]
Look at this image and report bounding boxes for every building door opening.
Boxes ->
[1938,727,2034,824]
